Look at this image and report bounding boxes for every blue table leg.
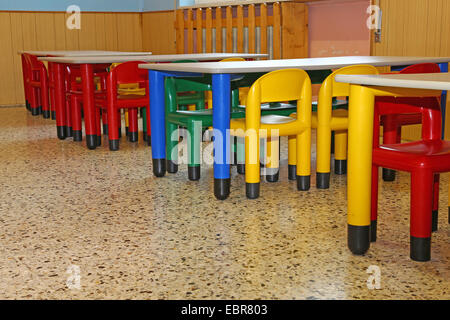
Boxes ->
[438,63,448,138]
[149,70,167,177]
[212,73,231,200]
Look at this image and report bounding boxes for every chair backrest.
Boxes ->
[110,61,148,86]
[376,63,442,141]
[246,69,311,122]
[220,57,246,62]
[399,63,441,74]
[319,65,379,99]
[23,53,47,82]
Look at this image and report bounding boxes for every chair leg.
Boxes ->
[71,96,82,142]
[107,107,120,151]
[297,128,311,191]
[288,136,297,181]
[125,110,129,137]
[371,164,379,242]
[266,135,280,183]
[128,108,139,143]
[381,116,399,182]
[102,109,108,135]
[334,129,347,175]
[236,135,245,175]
[316,125,332,189]
[166,121,179,174]
[432,174,440,232]
[95,108,102,147]
[410,170,433,262]
[187,120,202,181]
[245,128,260,199]
[141,108,147,142]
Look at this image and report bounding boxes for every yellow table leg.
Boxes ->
[347,84,375,255]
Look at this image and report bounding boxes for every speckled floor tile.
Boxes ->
[0,106,448,300]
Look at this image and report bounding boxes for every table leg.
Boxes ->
[212,74,231,200]
[438,63,448,138]
[53,63,67,140]
[80,64,97,150]
[149,70,166,177]
[347,84,374,255]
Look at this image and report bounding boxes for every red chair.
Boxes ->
[371,93,449,261]
[95,61,150,151]
[22,53,50,117]
[66,65,109,147]
[380,63,442,181]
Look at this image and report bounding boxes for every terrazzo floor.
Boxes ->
[0,106,448,300]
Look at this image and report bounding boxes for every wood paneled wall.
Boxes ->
[0,11,145,106]
[142,11,176,55]
[371,0,450,140]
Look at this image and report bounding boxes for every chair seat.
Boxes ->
[374,140,450,172]
[261,115,296,124]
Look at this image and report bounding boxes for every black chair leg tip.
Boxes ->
[335,160,347,175]
[31,108,40,116]
[410,237,431,262]
[288,165,296,181]
[109,139,119,151]
[73,130,82,142]
[153,159,166,177]
[215,179,231,200]
[147,136,151,146]
[246,183,260,199]
[348,225,370,255]
[57,126,66,140]
[86,135,97,150]
[316,172,330,189]
[266,172,279,183]
[66,127,73,138]
[432,210,438,233]
[237,164,245,175]
[166,160,178,174]
[96,135,102,147]
[382,168,396,182]
[125,127,129,136]
[297,175,310,191]
[128,132,138,143]
[143,132,148,142]
[188,166,201,181]
[103,124,108,135]
[370,220,377,243]
[51,111,56,120]
[42,110,50,119]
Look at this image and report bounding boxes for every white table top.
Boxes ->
[138,56,450,74]
[336,72,450,91]
[20,50,153,57]
[38,53,268,64]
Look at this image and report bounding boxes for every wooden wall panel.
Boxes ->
[0,11,143,106]
[371,0,450,140]
[141,11,176,55]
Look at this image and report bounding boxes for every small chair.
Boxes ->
[22,53,50,117]
[230,69,312,199]
[96,61,150,151]
[371,93,449,262]
[313,65,380,189]
[379,63,442,182]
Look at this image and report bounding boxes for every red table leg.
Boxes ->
[53,63,67,140]
[80,63,98,150]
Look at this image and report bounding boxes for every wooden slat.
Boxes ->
[215,7,223,53]
[237,5,244,53]
[187,9,194,53]
[143,11,176,54]
[95,14,106,50]
[21,12,37,50]
[205,8,213,53]
[260,4,268,54]
[176,10,185,53]
[273,2,281,59]
[10,13,25,103]
[281,2,308,58]
[104,13,118,51]
[226,6,233,52]
[196,8,203,53]
[35,13,56,51]
[54,13,67,50]
[248,4,256,53]
[0,13,17,104]
[64,12,80,50]
[78,13,97,50]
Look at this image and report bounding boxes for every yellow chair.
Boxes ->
[231,69,312,199]
[312,65,379,189]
